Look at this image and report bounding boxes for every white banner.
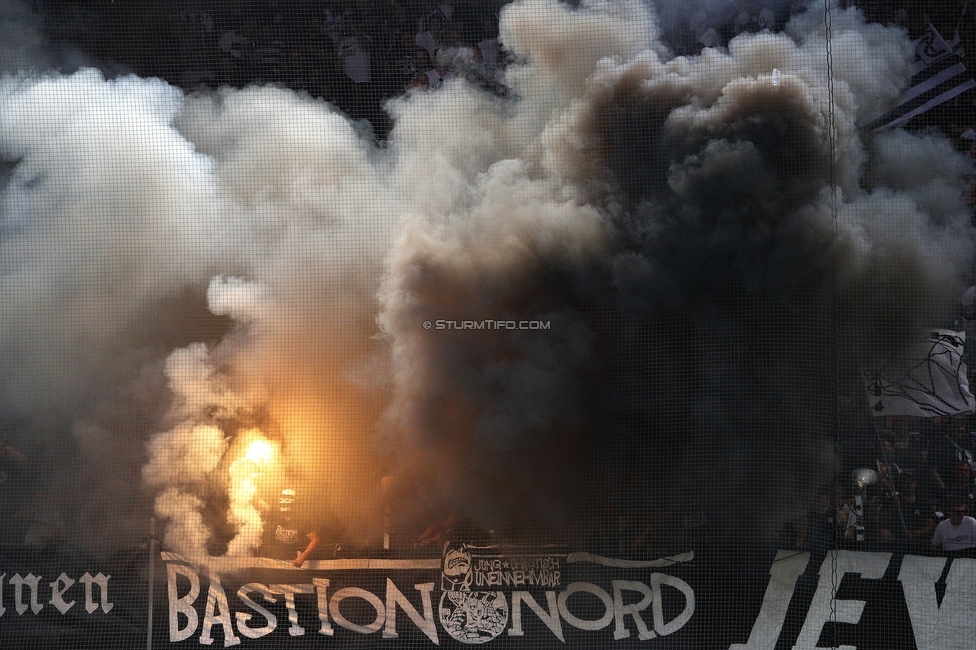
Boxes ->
[866,329,976,417]
[873,24,974,131]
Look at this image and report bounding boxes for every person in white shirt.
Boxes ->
[932,499,976,551]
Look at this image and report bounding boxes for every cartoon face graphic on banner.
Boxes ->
[439,590,509,644]
[439,542,508,643]
[442,542,473,591]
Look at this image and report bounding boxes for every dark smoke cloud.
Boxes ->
[0,0,972,560]
[377,0,974,546]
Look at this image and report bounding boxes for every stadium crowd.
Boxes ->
[35,0,508,136]
[18,0,976,149]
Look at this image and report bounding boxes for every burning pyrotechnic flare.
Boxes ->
[244,438,274,467]
[226,433,278,557]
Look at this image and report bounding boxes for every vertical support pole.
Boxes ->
[380,476,394,551]
[147,517,156,650]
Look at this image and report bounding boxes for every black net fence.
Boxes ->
[1,0,976,648]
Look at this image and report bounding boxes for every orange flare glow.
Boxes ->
[244,439,274,467]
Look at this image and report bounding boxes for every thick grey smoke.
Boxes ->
[0,0,972,557]
[0,69,399,550]
[377,0,973,543]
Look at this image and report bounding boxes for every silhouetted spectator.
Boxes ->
[414,511,457,548]
[260,488,320,567]
[929,415,975,489]
[0,439,27,466]
[879,476,935,552]
[941,460,976,513]
[15,490,65,546]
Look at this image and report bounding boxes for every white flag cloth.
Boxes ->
[873,24,975,131]
[339,37,371,84]
[866,329,976,417]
